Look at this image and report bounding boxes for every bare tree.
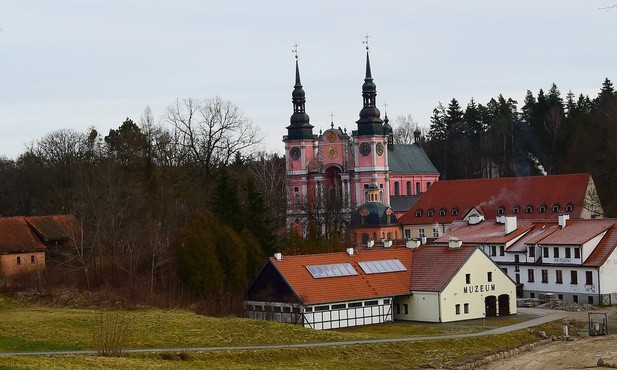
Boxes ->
[393,114,418,144]
[164,97,262,177]
[249,152,286,226]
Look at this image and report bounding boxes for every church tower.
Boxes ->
[283,52,316,228]
[352,45,390,207]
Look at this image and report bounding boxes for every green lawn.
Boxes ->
[0,295,563,369]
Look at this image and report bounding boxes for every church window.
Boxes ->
[394,182,400,196]
[416,182,421,194]
[552,203,560,213]
[406,181,412,195]
[565,203,574,212]
[426,182,431,189]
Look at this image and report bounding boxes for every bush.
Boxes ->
[93,308,131,356]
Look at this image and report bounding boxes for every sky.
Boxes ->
[2,1,616,160]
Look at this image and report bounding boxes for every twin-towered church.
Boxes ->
[283,50,439,236]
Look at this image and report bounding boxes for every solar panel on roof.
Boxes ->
[358,259,407,274]
[306,263,357,278]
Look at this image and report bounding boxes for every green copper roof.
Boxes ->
[388,144,439,175]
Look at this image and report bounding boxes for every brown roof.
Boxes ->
[25,215,80,242]
[270,248,412,304]
[410,246,478,291]
[535,219,615,246]
[435,220,534,245]
[399,173,592,225]
[0,217,46,253]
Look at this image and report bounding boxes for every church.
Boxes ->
[283,49,439,231]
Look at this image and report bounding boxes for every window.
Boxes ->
[406,181,412,195]
[588,296,594,304]
[565,248,571,259]
[294,186,299,192]
[565,203,574,212]
[501,267,508,275]
[30,255,35,264]
[383,299,390,304]
[395,304,400,314]
[455,304,461,315]
[500,246,505,256]
[529,246,535,258]
[491,245,497,256]
[315,305,330,311]
[573,295,578,303]
[331,303,346,309]
[432,228,439,238]
[404,229,411,238]
[16,256,21,265]
[452,208,459,216]
[514,255,520,263]
[416,182,421,194]
[439,208,447,216]
[415,209,423,217]
[427,208,434,217]
[419,229,425,238]
[574,248,581,259]
[571,270,578,284]
[525,204,533,213]
[556,270,563,284]
[304,307,313,312]
[364,300,378,306]
[348,302,362,308]
[294,194,300,206]
[394,182,400,196]
[541,269,549,283]
[497,206,505,215]
[465,273,471,284]
[552,203,560,213]
[403,304,408,314]
[543,247,549,258]
[530,292,535,298]
[558,294,563,300]
[464,303,469,314]
[487,271,493,282]
[554,247,560,258]
[516,273,520,284]
[586,271,593,285]
[512,205,520,214]
[426,182,431,189]
[528,269,535,282]
[539,204,547,213]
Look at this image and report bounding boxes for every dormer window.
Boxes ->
[427,208,435,217]
[525,204,533,213]
[552,203,560,213]
[415,209,423,217]
[539,204,547,213]
[512,205,520,214]
[565,203,574,212]
[451,207,459,216]
[439,208,447,216]
[497,206,505,215]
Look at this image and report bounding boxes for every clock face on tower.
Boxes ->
[290,147,301,160]
[359,142,371,156]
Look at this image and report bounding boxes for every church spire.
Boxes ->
[286,44,313,141]
[356,36,383,136]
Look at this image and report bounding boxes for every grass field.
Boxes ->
[0,295,562,369]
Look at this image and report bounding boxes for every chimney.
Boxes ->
[448,237,462,249]
[504,215,517,234]
[496,215,506,224]
[274,252,282,261]
[346,247,354,256]
[367,240,374,248]
[469,214,485,225]
[384,239,393,248]
[406,239,421,249]
[558,214,569,228]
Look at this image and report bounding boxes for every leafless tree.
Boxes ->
[249,151,286,225]
[164,96,262,177]
[393,114,419,144]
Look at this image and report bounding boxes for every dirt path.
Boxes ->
[479,306,617,370]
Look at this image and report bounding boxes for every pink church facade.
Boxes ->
[283,51,439,230]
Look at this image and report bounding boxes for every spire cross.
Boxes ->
[363,34,370,51]
[330,111,335,128]
[383,102,388,112]
[292,43,299,59]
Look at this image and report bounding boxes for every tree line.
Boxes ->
[420,78,617,216]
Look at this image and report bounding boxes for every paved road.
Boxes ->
[0,307,571,357]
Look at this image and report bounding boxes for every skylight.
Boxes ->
[358,259,407,274]
[306,263,357,278]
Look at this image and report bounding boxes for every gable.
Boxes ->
[410,246,476,292]
[246,261,301,304]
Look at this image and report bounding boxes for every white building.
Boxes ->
[434,215,617,305]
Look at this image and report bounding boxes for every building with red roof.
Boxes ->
[433,215,617,305]
[245,242,516,329]
[398,173,603,241]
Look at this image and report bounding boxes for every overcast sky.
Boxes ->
[2,1,616,159]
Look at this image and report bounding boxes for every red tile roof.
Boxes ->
[0,217,46,253]
[585,223,617,266]
[410,246,478,291]
[25,215,80,242]
[536,219,615,246]
[435,220,534,245]
[270,248,412,304]
[399,173,592,225]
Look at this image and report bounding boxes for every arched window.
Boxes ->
[565,203,574,212]
[426,182,432,189]
[394,182,400,196]
[512,205,520,214]
[406,181,412,195]
[525,204,533,213]
[497,206,505,215]
[552,203,560,213]
[294,194,300,206]
[539,204,547,213]
[427,208,435,217]
[416,182,421,194]
[452,208,459,216]
[415,209,423,217]
[439,208,447,216]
